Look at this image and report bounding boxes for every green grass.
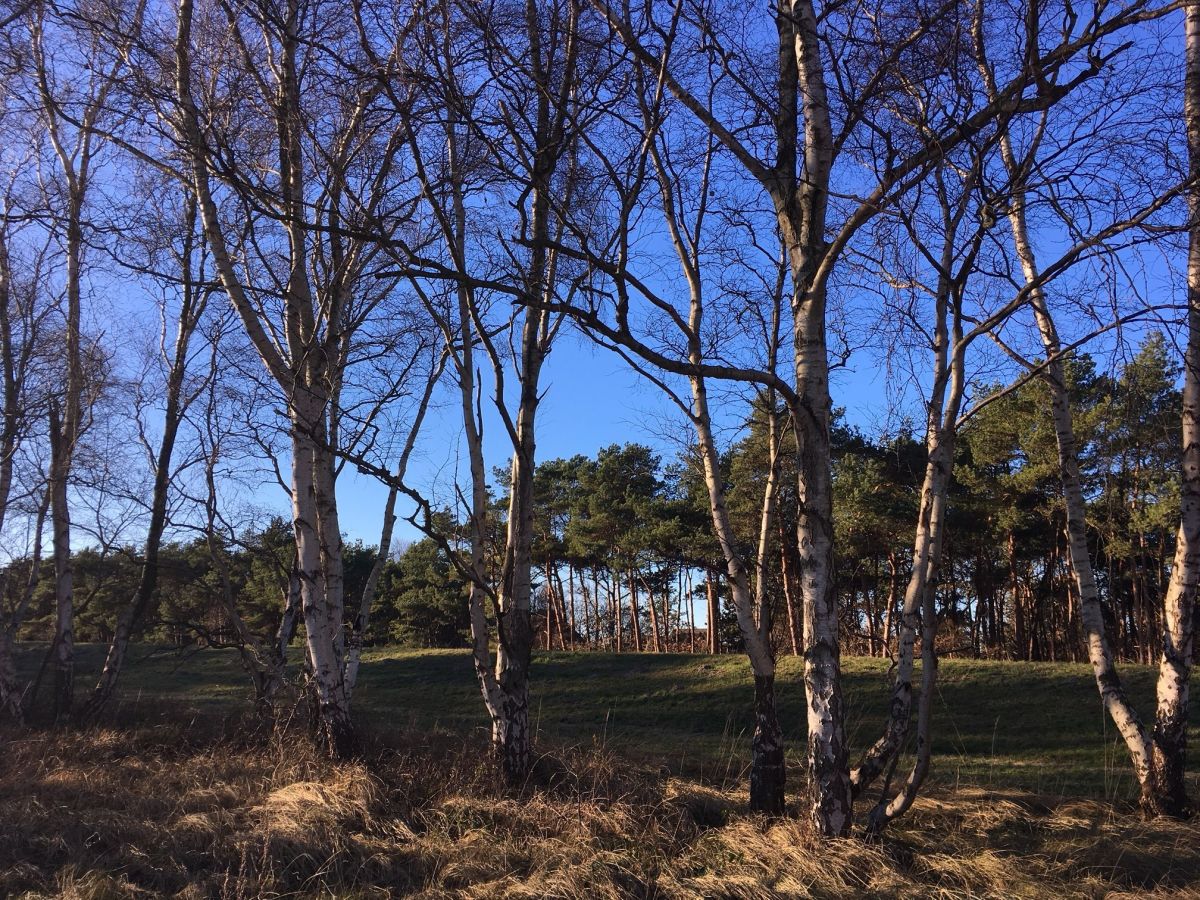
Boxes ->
[17,643,1198,803]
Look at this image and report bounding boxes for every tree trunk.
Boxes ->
[780,533,800,656]
[1000,138,1156,806]
[866,524,940,837]
[851,315,963,800]
[291,410,354,758]
[706,569,718,654]
[49,403,74,723]
[613,570,622,653]
[750,674,785,812]
[628,571,642,652]
[1150,0,1200,818]
[646,578,661,652]
[690,372,785,814]
[882,552,900,658]
[494,371,539,780]
[345,486,397,698]
[83,254,201,722]
[0,487,50,722]
[1011,533,1026,660]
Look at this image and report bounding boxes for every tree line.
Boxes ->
[0,0,1197,838]
[10,336,1183,666]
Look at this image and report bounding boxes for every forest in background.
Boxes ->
[10,333,1185,667]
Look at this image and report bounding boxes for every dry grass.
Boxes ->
[1,722,1198,900]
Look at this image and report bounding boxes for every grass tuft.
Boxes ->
[3,721,1200,898]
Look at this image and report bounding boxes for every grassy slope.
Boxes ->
[19,644,1198,802]
[6,645,1200,898]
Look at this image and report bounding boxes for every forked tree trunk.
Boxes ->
[291,406,354,758]
[852,429,957,796]
[851,194,970,803]
[493,372,539,780]
[866,500,941,836]
[175,0,353,758]
[34,16,91,725]
[779,0,852,835]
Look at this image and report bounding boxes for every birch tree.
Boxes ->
[345,0,610,780]
[0,178,53,721]
[18,0,142,719]
[80,189,210,721]
[171,0,421,755]
[568,0,1168,835]
[1152,0,1200,819]
[848,155,987,833]
[973,0,1191,814]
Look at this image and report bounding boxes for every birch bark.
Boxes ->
[1151,0,1200,817]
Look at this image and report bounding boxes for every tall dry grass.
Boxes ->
[1,719,1197,899]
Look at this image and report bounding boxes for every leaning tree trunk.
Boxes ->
[82,265,200,722]
[1151,0,1200,818]
[690,371,785,813]
[1005,176,1156,806]
[340,347,440,699]
[344,486,396,698]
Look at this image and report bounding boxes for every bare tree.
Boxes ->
[1152,0,1200,818]
[0,131,54,720]
[348,0,609,781]
[970,0,1191,815]
[80,188,210,721]
[848,154,987,834]
[171,0,421,755]
[559,0,1171,835]
[22,0,141,720]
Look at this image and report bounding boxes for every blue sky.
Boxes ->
[330,322,901,550]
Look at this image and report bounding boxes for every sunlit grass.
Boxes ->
[16,643,1197,804]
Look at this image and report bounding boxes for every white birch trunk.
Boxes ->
[1004,169,1156,804]
[785,0,853,836]
[49,403,74,722]
[1150,0,1200,817]
[291,401,353,757]
[174,0,353,755]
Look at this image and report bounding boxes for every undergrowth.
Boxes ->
[2,720,1198,899]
